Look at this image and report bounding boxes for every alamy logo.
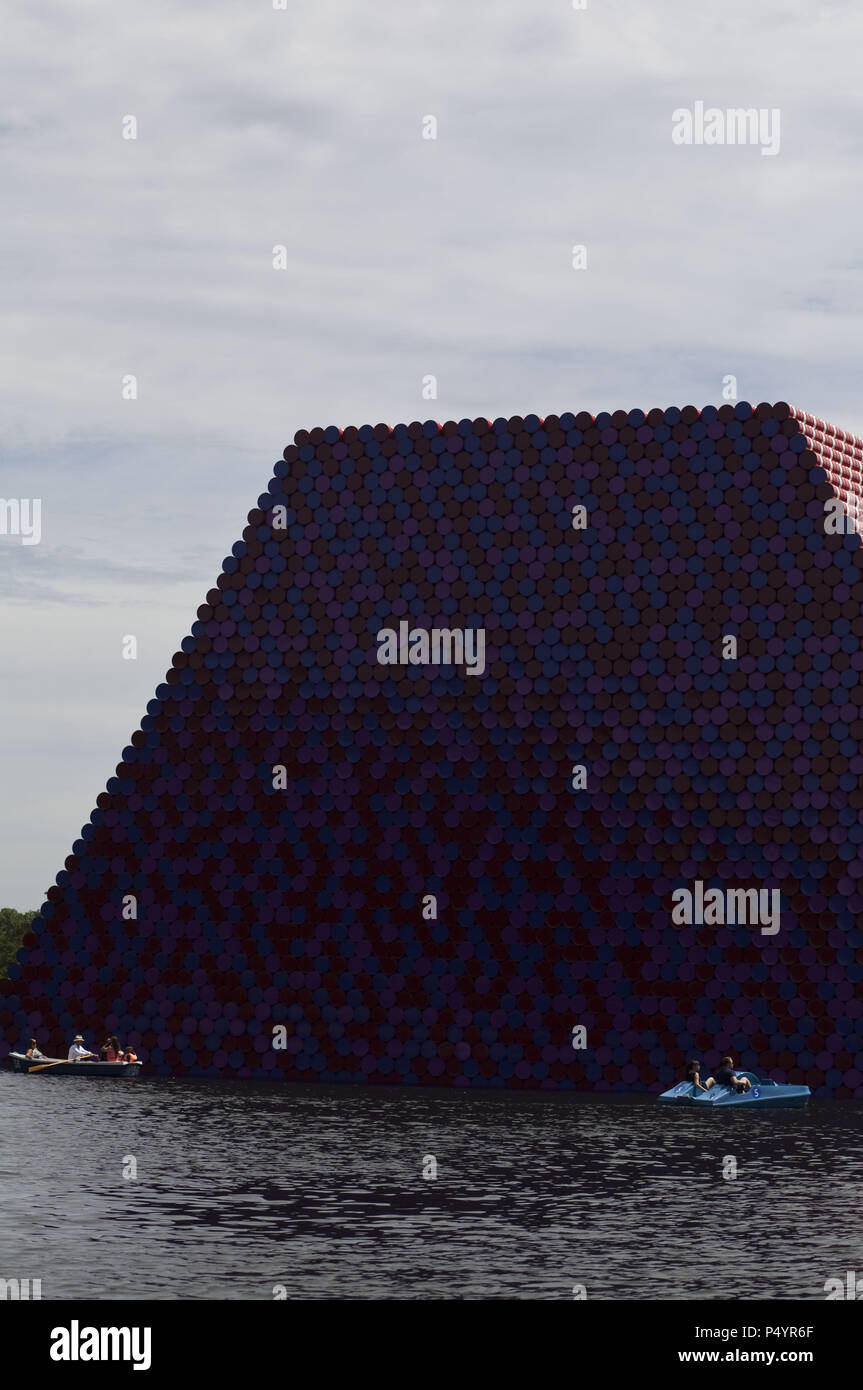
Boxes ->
[0,1276,41,1299]
[671,882,780,936]
[0,498,42,545]
[672,101,780,157]
[50,1320,151,1370]
[824,1271,863,1299]
[376,621,486,676]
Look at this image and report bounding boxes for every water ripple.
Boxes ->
[1,1074,859,1299]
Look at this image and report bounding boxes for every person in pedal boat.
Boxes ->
[685,1058,714,1092]
[67,1034,97,1061]
[25,1038,46,1060]
[714,1055,751,1093]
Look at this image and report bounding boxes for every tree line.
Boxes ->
[0,908,38,979]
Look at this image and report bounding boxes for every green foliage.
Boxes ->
[0,907,38,979]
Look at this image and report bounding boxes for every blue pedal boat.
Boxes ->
[657,1070,810,1109]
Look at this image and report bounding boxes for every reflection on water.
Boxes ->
[1,1072,859,1300]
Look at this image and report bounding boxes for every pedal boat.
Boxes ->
[657,1070,809,1108]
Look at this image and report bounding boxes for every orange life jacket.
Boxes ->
[124,1050,138,1063]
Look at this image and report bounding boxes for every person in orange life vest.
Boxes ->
[123,1046,138,1063]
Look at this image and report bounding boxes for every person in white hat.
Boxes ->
[68,1035,96,1061]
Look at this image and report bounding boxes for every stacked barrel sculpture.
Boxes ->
[2,401,863,1094]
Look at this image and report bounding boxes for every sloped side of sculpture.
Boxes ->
[2,400,862,1094]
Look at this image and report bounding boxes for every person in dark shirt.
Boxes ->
[714,1055,751,1092]
[686,1059,714,1092]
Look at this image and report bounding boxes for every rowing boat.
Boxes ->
[6,1052,142,1078]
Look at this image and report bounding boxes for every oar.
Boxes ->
[29,1056,95,1071]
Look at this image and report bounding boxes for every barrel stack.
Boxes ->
[2,401,862,1094]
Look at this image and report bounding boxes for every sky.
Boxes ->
[3,0,863,908]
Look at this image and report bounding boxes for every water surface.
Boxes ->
[1,1073,858,1299]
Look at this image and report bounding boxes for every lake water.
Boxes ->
[1,1072,860,1301]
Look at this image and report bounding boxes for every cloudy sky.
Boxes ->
[2,0,862,907]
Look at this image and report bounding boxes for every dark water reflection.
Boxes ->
[1,1073,859,1300]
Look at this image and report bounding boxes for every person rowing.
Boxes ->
[67,1034,97,1061]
